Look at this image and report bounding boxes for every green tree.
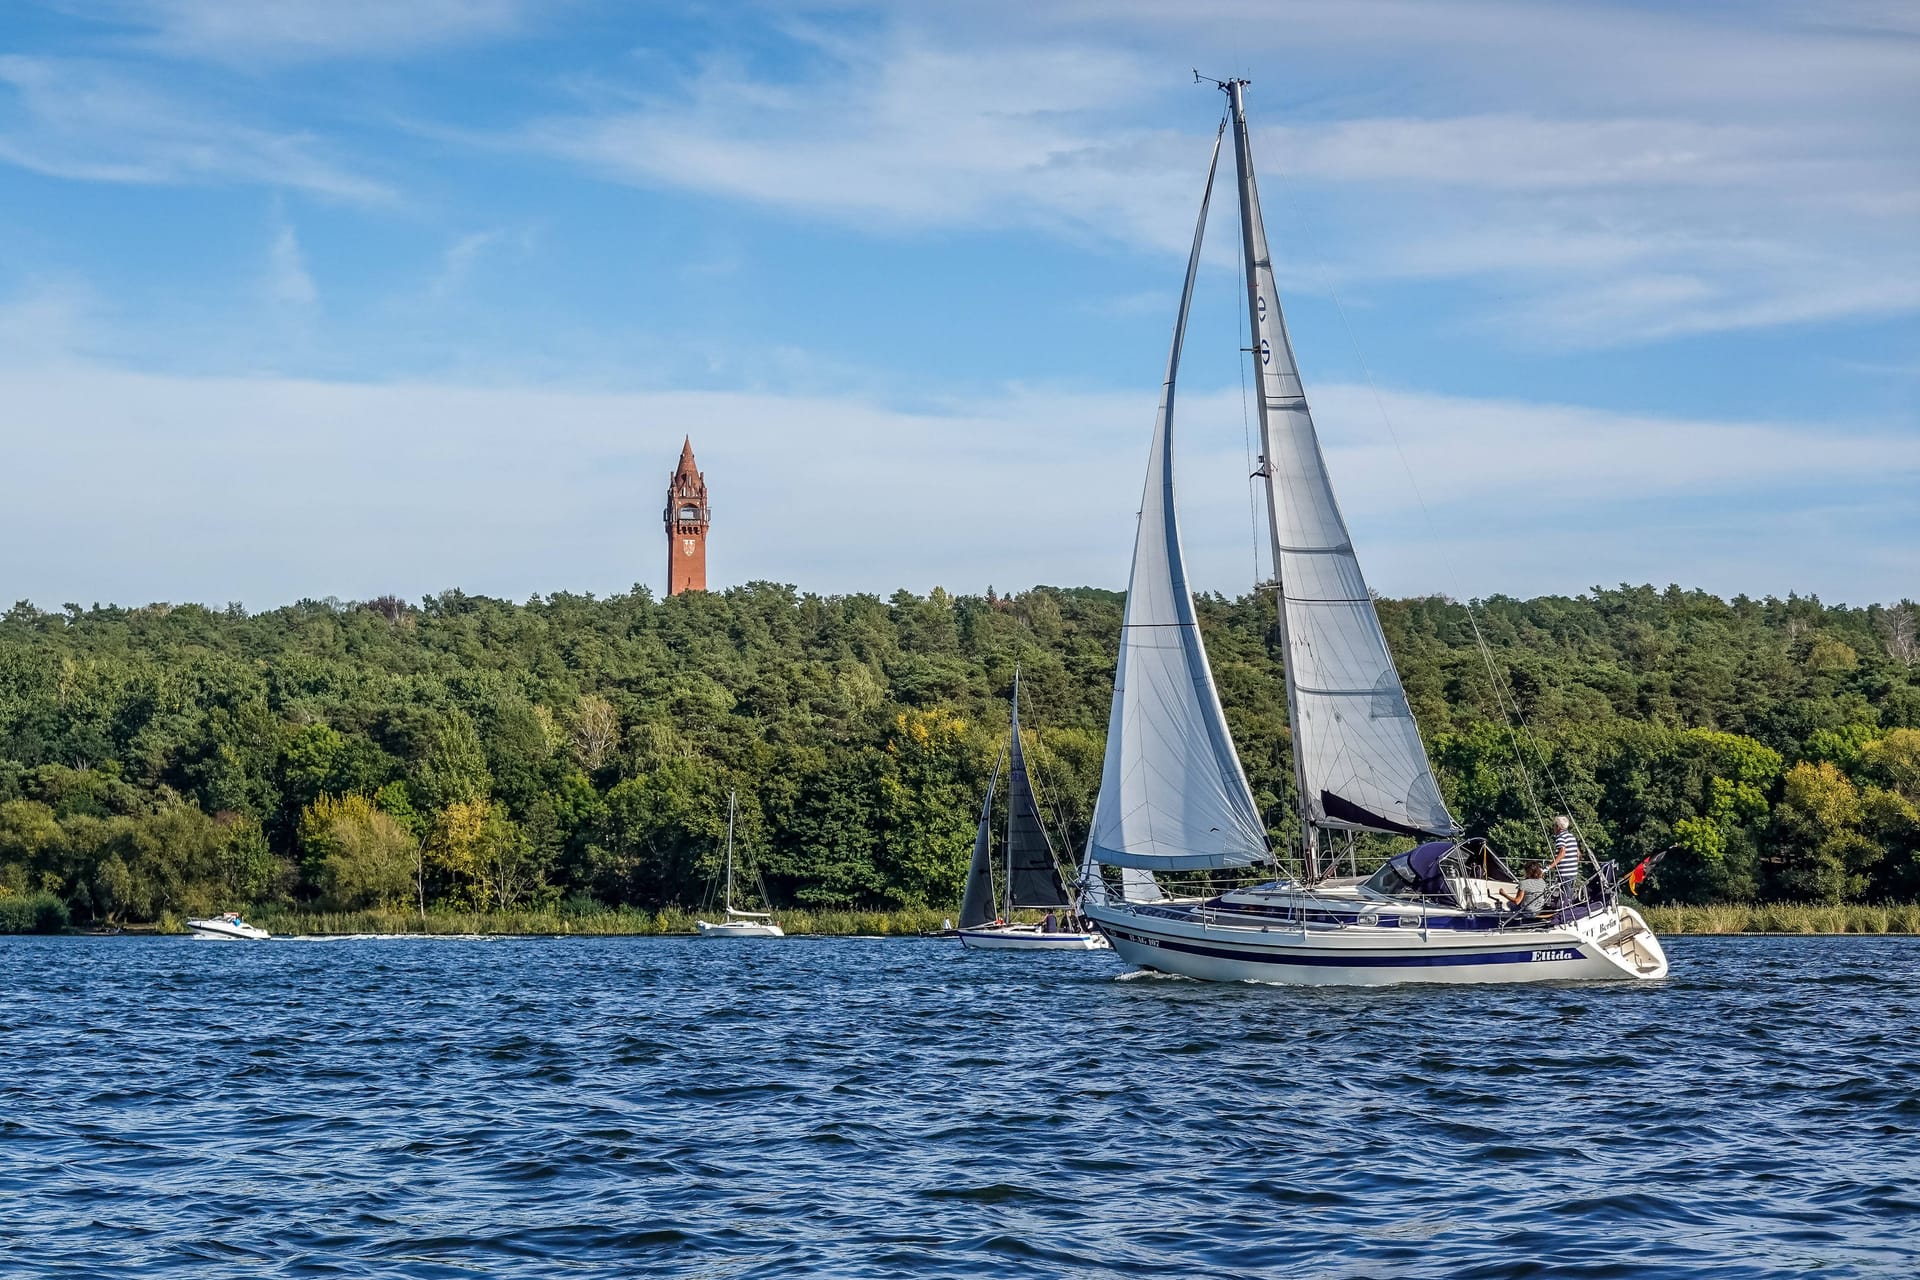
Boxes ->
[300,794,416,909]
[1771,761,1879,902]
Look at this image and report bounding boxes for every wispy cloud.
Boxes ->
[0,55,393,203]
[427,229,513,297]
[264,220,317,308]
[515,5,1920,344]
[523,37,1170,237]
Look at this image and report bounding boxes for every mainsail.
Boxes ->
[1006,676,1069,909]
[1089,123,1272,872]
[1226,81,1458,846]
[958,742,1005,929]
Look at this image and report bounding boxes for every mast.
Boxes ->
[1225,78,1315,878]
[724,788,736,914]
[1005,667,1019,921]
[1224,79,1458,875]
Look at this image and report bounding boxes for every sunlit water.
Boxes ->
[2,934,1915,1277]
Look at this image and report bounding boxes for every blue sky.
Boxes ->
[1,0,1916,610]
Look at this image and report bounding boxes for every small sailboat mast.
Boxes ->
[1004,671,1017,922]
[723,788,737,914]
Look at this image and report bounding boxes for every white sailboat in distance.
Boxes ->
[1079,80,1667,985]
[695,790,785,938]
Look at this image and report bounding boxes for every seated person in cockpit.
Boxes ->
[1500,862,1550,914]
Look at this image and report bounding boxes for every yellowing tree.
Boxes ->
[299,793,415,910]
[1773,761,1879,902]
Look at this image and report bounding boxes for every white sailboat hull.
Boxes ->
[1084,900,1665,985]
[957,925,1110,951]
[695,919,785,938]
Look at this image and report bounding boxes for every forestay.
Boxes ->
[1227,81,1457,842]
[1090,124,1272,872]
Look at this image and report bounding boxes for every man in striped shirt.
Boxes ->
[1549,816,1583,901]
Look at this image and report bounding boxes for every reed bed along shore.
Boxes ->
[240,905,954,938]
[129,902,1920,938]
[1640,902,1920,936]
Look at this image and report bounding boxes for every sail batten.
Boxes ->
[1227,81,1459,845]
[1090,122,1271,873]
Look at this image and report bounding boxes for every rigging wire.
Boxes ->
[1013,676,1086,895]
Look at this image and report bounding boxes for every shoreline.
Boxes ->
[29,903,1919,939]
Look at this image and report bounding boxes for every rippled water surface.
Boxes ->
[2,935,1917,1278]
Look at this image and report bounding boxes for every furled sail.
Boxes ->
[1006,681,1069,909]
[1226,81,1458,841]
[957,743,1005,929]
[1090,123,1272,872]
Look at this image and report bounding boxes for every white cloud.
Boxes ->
[427,230,514,297]
[524,38,1179,240]
[0,55,392,202]
[0,360,1912,610]
[265,221,317,308]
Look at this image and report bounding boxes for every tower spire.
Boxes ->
[664,439,710,595]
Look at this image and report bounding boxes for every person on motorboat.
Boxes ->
[1501,862,1549,914]
[1549,817,1583,901]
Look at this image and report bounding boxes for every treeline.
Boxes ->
[0,583,1916,927]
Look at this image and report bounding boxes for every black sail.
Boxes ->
[957,745,1003,929]
[1007,726,1068,909]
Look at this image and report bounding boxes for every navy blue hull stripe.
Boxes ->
[1103,926,1580,969]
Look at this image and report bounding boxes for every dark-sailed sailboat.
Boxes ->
[957,673,1108,951]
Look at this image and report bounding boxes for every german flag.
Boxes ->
[1625,848,1671,896]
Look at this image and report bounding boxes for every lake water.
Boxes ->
[2,934,1916,1278]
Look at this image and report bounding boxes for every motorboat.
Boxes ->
[956,671,1110,952]
[1078,79,1667,985]
[185,912,270,940]
[695,790,786,938]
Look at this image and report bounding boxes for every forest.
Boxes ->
[1,582,1917,929]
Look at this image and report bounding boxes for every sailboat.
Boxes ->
[1078,80,1667,985]
[956,673,1109,951]
[695,790,785,938]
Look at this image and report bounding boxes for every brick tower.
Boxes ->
[664,436,710,595]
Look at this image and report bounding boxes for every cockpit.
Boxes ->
[1361,841,1518,913]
